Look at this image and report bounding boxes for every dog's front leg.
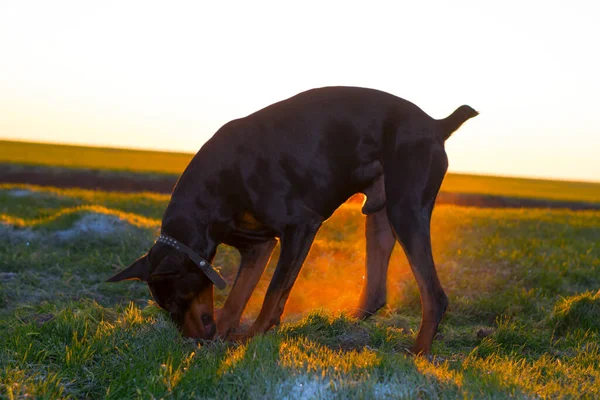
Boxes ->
[217,239,277,338]
[245,221,321,337]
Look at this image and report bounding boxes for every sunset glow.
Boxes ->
[1,1,598,182]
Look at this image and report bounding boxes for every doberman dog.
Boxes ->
[107,86,478,354]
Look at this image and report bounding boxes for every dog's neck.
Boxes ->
[161,201,216,262]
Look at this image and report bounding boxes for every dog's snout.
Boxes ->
[179,296,216,339]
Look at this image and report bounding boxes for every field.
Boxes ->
[0,140,192,175]
[1,181,599,399]
[3,139,600,203]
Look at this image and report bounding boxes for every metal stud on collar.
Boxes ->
[157,235,180,250]
[155,234,227,289]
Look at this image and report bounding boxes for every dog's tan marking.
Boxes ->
[234,211,265,231]
[180,290,214,339]
[217,239,277,338]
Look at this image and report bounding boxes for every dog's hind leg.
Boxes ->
[383,137,449,354]
[393,207,447,355]
[217,239,277,338]
[353,207,395,319]
[246,219,321,337]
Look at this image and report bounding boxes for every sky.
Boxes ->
[0,0,599,182]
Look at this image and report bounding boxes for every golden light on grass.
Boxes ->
[159,353,196,393]
[279,337,380,373]
[121,302,147,327]
[414,356,463,387]
[0,205,159,229]
[218,344,248,376]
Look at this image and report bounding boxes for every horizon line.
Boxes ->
[1,137,599,185]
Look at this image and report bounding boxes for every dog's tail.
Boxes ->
[436,105,479,141]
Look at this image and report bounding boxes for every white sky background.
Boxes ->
[0,0,599,182]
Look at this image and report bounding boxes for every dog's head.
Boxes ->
[107,243,216,339]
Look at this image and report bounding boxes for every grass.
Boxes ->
[442,173,600,203]
[0,140,192,175]
[2,139,600,203]
[1,184,599,398]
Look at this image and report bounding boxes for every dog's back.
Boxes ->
[175,86,439,222]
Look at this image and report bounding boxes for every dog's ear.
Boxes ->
[106,255,150,282]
